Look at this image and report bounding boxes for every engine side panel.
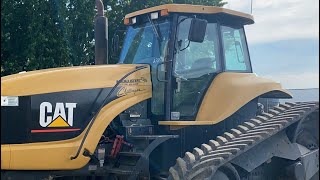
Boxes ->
[1,66,152,170]
[6,94,151,170]
[1,88,117,144]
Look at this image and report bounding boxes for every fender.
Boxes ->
[159,72,291,127]
[196,72,291,123]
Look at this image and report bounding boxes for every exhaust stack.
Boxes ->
[94,0,108,64]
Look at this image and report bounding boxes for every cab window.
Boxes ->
[221,25,251,72]
[174,19,220,79]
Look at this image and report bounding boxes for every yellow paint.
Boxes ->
[48,116,70,127]
[1,67,152,170]
[159,72,291,128]
[1,145,10,169]
[1,64,150,96]
[124,4,254,25]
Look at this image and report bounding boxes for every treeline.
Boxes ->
[1,0,225,76]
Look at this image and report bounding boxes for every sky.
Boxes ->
[222,0,319,89]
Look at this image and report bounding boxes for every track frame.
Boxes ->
[168,102,319,180]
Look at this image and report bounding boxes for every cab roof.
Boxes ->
[124,4,254,25]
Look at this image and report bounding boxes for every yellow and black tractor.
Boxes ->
[1,2,319,180]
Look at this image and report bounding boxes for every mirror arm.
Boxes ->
[179,40,191,51]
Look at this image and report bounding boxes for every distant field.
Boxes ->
[280,88,319,102]
[259,88,318,111]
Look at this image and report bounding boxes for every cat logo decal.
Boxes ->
[31,102,80,133]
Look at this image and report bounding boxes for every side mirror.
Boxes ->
[111,34,120,58]
[188,18,207,43]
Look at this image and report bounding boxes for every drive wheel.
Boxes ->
[209,163,240,180]
[168,162,240,180]
[293,109,319,149]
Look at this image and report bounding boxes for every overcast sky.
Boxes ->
[222,0,319,89]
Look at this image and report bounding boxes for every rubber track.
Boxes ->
[167,102,319,180]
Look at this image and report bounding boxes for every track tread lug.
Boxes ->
[248,119,262,125]
[261,112,274,118]
[260,120,288,126]
[207,147,240,155]
[272,106,286,112]
[208,140,220,150]
[285,106,312,112]
[200,152,232,161]
[183,152,196,165]
[243,122,256,128]
[279,103,292,109]
[169,166,181,180]
[201,144,212,154]
[268,109,280,115]
[255,123,283,130]
[235,135,262,141]
[176,157,187,177]
[189,158,223,179]
[216,136,228,144]
[238,125,250,132]
[240,131,270,138]
[223,132,235,141]
[255,115,269,122]
[194,157,224,169]
[246,129,273,135]
[230,128,242,137]
[225,139,255,146]
[192,148,204,161]
[217,143,248,150]
[285,102,297,106]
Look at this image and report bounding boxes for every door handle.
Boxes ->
[156,60,172,82]
[176,77,181,93]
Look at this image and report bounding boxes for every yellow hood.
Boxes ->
[1,64,151,96]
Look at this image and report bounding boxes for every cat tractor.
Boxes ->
[1,2,319,180]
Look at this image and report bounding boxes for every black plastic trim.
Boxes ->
[164,14,178,120]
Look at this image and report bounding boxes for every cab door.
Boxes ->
[171,16,221,120]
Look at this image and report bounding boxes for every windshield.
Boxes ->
[119,20,171,116]
[119,20,171,67]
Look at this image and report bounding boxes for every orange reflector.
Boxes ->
[160,9,169,16]
[124,18,130,25]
